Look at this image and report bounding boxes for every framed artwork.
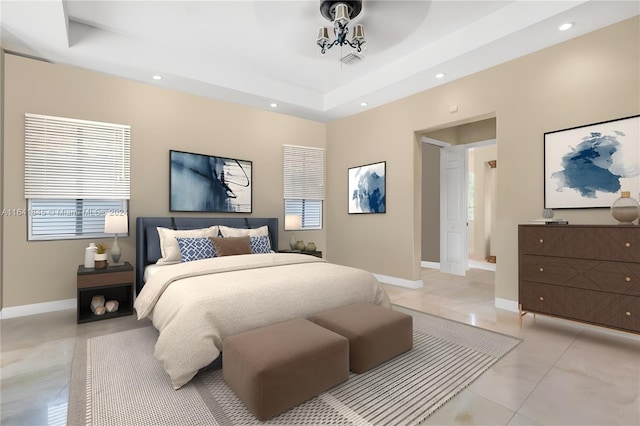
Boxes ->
[170,150,252,212]
[544,115,639,209]
[348,161,386,214]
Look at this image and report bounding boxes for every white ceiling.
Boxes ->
[1,1,638,122]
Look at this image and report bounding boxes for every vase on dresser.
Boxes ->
[611,191,640,224]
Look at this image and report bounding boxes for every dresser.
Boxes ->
[518,224,639,334]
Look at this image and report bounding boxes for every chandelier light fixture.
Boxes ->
[316,0,365,54]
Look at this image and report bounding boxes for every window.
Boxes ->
[24,114,130,241]
[283,145,324,230]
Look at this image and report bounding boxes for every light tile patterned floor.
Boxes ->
[1,266,638,425]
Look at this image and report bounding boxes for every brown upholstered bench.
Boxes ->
[222,318,349,421]
[312,302,413,373]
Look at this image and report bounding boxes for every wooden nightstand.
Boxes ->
[279,249,323,258]
[77,262,134,324]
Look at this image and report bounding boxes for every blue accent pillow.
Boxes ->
[250,235,272,254]
[176,237,217,263]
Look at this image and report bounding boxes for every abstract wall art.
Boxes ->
[348,161,386,214]
[544,115,639,209]
[170,150,252,212]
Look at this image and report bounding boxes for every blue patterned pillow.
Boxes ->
[176,237,216,263]
[250,235,272,254]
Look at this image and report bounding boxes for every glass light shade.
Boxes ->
[317,27,329,43]
[333,3,350,25]
[352,24,365,41]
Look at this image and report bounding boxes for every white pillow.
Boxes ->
[218,225,269,238]
[156,226,219,265]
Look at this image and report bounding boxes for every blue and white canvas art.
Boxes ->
[544,115,639,209]
[170,150,252,212]
[348,161,386,214]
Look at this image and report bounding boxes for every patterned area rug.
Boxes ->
[67,306,521,425]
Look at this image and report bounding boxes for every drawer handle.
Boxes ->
[625,242,631,248]
[539,296,544,301]
[539,267,544,272]
[539,239,544,243]
[625,311,631,316]
[626,277,632,282]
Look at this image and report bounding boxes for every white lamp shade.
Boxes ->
[333,3,350,25]
[352,24,365,41]
[104,213,128,234]
[317,27,329,42]
[284,214,302,230]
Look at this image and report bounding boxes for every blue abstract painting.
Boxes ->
[348,161,386,214]
[170,150,252,212]
[545,115,639,208]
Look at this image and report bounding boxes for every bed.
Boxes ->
[134,216,391,389]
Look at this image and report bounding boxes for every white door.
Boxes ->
[440,145,468,276]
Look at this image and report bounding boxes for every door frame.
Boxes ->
[421,136,496,275]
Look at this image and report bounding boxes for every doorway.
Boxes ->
[420,118,497,275]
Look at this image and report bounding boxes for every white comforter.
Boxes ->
[134,253,391,389]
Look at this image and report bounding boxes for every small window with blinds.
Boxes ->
[283,144,324,230]
[24,113,130,241]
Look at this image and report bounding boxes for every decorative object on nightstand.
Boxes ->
[84,243,97,268]
[105,212,128,265]
[306,242,317,252]
[295,240,306,251]
[542,208,554,219]
[77,262,134,323]
[94,243,109,269]
[611,191,640,224]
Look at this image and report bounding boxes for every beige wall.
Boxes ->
[471,144,497,260]
[2,17,639,309]
[327,17,640,301]
[2,54,326,308]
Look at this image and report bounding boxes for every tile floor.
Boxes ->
[1,267,638,425]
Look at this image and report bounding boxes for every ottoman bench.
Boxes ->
[222,318,349,421]
[312,302,413,373]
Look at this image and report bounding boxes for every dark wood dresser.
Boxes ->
[518,224,639,334]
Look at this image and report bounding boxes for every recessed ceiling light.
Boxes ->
[435,73,445,79]
[270,103,278,108]
[558,22,573,31]
[152,75,162,80]
[360,102,368,107]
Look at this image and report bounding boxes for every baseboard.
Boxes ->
[420,261,439,269]
[0,298,75,320]
[374,274,423,289]
[420,260,496,272]
[495,297,518,313]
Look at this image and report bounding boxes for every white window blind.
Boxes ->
[25,113,131,200]
[283,145,324,230]
[24,113,130,241]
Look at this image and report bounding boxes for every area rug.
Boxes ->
[67,306,521,426]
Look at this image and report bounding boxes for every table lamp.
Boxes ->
[104,213,128,265]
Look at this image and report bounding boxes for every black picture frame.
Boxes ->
[544,115,639,209]
[169,150,252,213]
[348,161,386,214]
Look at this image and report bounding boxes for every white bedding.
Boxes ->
[134,253,391,389]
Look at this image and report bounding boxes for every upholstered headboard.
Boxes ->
[135,216,279,294]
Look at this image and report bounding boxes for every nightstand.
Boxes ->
[279,249,323,258]
[77,261,134,324]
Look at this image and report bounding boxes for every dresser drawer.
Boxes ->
[520,281,590,320]
[520,282,640,333]
[520,255,640,296]
[591,293,640,333]
[519,225,640,262]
